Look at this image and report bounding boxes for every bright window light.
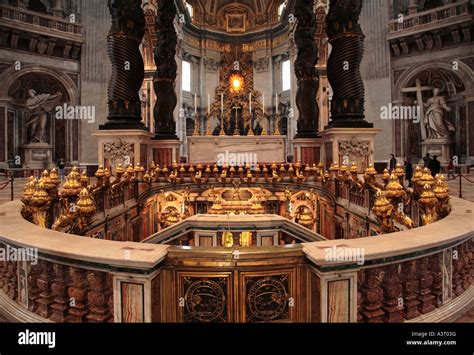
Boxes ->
[182,60,191,92]
[282,59,291,92]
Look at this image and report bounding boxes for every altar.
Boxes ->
[188,135,286,164]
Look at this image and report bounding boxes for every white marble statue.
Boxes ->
[25,89,62,143]
[423,88,454,140]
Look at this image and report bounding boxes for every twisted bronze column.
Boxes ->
[153,0,178,139]
[294,0,320,138]
[326,0,373,128]
[102,0,146,130]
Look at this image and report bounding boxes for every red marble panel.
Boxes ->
[153,148,172,167]
[301,147,320,165]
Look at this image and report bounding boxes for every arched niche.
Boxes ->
[394,62,472,161]
[1,67,79,164]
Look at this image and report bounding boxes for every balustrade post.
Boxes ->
[0,244,7,289]
[1,260,10,294]
[429,253,443,308]
[452,247,464,296]
[360,268,384,322]
[67,267,89,322]
[6,260,18,300]
[27,262,41,312]
[461,243,472,290]
[35,260,54,318]
[416,257,435,314]
[382,264,403,323]
[50,264,71,322]
[86,271,112,323]
[400,260,420,319]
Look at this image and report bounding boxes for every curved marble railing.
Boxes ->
[0,197,472,323]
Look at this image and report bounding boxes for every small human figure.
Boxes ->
[389,154,397,171]
[429,155,441,177]
[58,158,66,181]
[423,153,431,168]
[447,157,456,179]
[404,157,413,187]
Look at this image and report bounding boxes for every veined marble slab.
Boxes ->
[188,136,286,164]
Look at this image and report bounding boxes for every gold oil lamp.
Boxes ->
[419,184,438,225]
[49,168,61,188]
[418,168,435,188]
[21,177,36,204]
[384,173,406,203]
[40,170,54,191]
[76,188,96,217]
[372,189,394,232]
[95,165,106,188]
[363,164,377,185]
[393,163,405,184]
[382,168,391,185]
[31,181,52,228]
[433,175,450,218]
[329,162,339,178]
[80,171,88,187]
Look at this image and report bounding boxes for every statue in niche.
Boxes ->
[424,88,454,140]
[25,89,62,144]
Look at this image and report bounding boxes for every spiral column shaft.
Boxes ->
[326,0,373,128]
[102,0,146,130]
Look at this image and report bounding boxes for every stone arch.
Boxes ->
[394,61,472,161]
[0,65,79,163]
[393,60,473,102]
[0,65,78,105]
